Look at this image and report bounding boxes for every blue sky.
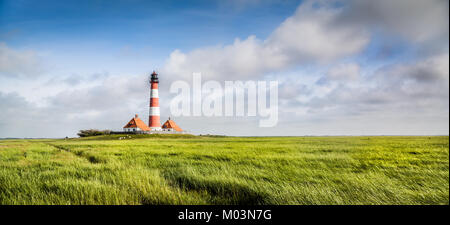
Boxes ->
[0,0,417,74]
[0,0,448,137]
[0,0,305,79]
[1,0,299,56]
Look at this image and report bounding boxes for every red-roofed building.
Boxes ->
[123,114,150,132]
[161,117,183,132]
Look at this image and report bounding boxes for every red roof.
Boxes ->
[123,114,150,131]
[161,118,182,131]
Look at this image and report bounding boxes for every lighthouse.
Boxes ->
[149,71,161,130]
[118,70,185,134]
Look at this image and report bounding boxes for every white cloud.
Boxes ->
[162,0,448,83]
[266,1,369,63]
[0,42,44,78]
[326,63,360,81]
[377,53,449,84]
[162,1,370,81]
[0,73,153,138]
[296,53,449,117]
[341,0,449,43]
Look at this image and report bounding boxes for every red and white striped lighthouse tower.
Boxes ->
[149,71,161,130]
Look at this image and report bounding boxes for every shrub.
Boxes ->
[77,129,111,137]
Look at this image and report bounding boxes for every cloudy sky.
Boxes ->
[0,0,448,137]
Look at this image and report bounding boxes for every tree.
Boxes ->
[77,129,111,137]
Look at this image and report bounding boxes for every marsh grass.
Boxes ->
[0,136,448,205]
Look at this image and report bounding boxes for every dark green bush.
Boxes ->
[77,129,111,137]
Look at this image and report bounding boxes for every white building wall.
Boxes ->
[123,127,141,132]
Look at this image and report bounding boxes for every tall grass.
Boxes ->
[0,136,448,205]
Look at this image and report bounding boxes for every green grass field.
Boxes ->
[0,135,448,205]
